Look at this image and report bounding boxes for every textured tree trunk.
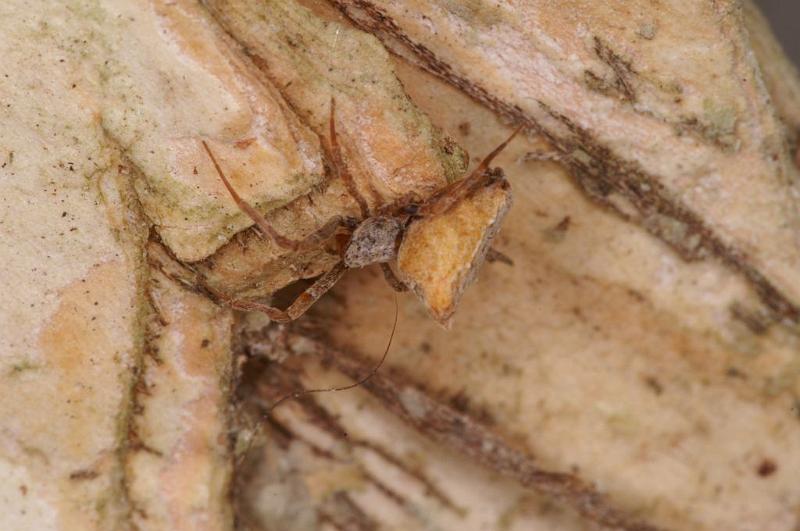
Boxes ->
[1,1,799,530]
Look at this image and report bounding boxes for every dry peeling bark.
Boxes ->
[0,3,149,528]
[0,2,244,529]
[89,0,328,262]
[127,243,235,531]
[333,0,800,327]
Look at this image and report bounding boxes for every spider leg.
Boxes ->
[486,247,514,266]
[377,191,423,218]
[325,98,371,218]
[295,215,346,251]
[472,124,525,177]
[223,298,294,323]
[380,263,408,292]
[223,262,347,322]
[420,125,523,218]
[202,140,342,252]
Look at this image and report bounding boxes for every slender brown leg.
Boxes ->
[380,263,408,292]
[420,125,523,217]
[223,298,295,323]
[202,140,342,251]
[297,215,345,250]
[325,98,371,218]
[223,262,347,322]
[486,247,514,266]
[376,191,422,217]
[472,124,525,176]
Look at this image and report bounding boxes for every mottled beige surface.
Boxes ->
[91,0,325,261]
[206,0,465,205]
[0,1,249,528]
[0,3,148,528]
[0,0,332,269]
[127,256,234,531]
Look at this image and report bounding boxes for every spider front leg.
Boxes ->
[380,263,408,292]
[419,125,522,218]
[222,262,348,323]
[325,98,372,218]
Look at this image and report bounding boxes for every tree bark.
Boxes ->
[1,1,799,530]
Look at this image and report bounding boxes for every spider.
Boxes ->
[201,100,520,323]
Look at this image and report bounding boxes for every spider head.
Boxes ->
[400,203,421,217]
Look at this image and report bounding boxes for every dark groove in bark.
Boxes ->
[319,492,379,531]
[271,333,667,531]
[248,356,467,514]
[592,36,638,103]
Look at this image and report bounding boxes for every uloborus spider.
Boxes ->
[203,99,519,323]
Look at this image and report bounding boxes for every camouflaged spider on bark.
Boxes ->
[202,100,519,323]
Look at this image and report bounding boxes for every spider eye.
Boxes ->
[402,204,420,216]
